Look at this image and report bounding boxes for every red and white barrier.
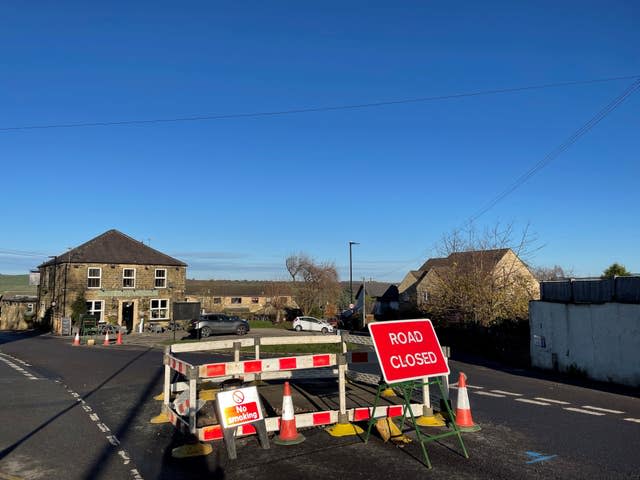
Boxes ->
[161,333,450,443]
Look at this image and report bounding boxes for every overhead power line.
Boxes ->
[1,74,638,132]
[377,77,640,280]
[466,78,640,224]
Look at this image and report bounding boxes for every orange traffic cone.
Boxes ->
[455,372,481,432]
[103,332,110,346]
[274,382,305,445]
[72,332,80,346]
[116,331,123,345]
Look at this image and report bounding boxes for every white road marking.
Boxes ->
[534,397,570,405]
[623,418,640,424]
[516,398,551,406]
[582,406,625,414]
[474,391,506,398]
[564,407,606,416]
[60,383,143,478]
[0,354,41,380]
[490,390,522,396]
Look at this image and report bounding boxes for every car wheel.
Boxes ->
[294,325,302,332]
[200,326,212,338]
[236,325,247,335]
[321,327,328,334]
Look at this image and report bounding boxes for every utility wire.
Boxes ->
[466,78,640,224]
[1,74,638,132]
[377,77,640,280]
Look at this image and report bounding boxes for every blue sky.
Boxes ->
[1,1,638,280]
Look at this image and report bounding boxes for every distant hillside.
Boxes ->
[0,274,37,295]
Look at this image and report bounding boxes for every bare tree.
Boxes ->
[285,253,308,282]
[532,265,573,281]
[286,254,341,316]
[263,281,292,323]
[424,222,539,325]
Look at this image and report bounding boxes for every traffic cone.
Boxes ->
[72,332,80,346]
[116,331,123,345]
[103,332,110,346]
[274,382,305,445]
[454,372,481,432]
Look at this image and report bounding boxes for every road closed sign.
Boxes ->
[216,386,265,429]
[368,319,449,384]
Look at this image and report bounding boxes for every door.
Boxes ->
[122,301,134,333]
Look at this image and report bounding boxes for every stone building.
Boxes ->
[399,248,539,321]
[37,229,187,334]
[0,295,38,330]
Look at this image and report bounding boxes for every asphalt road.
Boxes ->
[0,330,638,480]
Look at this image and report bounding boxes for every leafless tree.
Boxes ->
[286,254,341,316]
[263,281,291,323]
[531,265,573,281]
[425,222,540,325]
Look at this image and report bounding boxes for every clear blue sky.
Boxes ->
[1,1,638,281]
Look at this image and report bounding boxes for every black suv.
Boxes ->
[189,313,250,337]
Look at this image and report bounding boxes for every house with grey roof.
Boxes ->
[398,248,538,318]
[37,229,187,334]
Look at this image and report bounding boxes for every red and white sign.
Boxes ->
[368,319,449,384]
[216,386,264,429]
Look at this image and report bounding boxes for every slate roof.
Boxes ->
[418,248,511,274]
[39,230,187,267]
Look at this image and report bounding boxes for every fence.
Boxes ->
[540,276,640,304]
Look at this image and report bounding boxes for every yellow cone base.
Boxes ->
[416,413,446,427]
[199,389,217,401]
[380,388,396,398]
[325,422,364,437]
[171,443,213,458]
[153,392,165,401]
[150,412,171,424]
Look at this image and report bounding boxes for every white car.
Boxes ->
[292,316,334,334]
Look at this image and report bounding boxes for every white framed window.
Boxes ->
[86,300,103,321]
[87,267,101,288]
[155,269,167,288]
[423,291,429,302]
[150,299,168,319]
[123,268,136,288]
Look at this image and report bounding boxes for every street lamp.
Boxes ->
[349,241,359,304]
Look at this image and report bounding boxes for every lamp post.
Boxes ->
[348,241,359,304]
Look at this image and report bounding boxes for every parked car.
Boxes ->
[189,313,250,337]
[292,316,334,334]
[97,323,128,335]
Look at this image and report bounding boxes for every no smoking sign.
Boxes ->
[217,386,264,429]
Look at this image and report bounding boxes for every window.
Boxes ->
[213,297,222,304]
[123,268,136,288]
[231,297,242,304]
[251,297,259,304]
[150,299,169,319]
[155,269,166,288]
[86,300,103,321]
[423,291,429,302]
[87,268,101,288]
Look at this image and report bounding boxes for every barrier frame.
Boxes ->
[160,332,450,443]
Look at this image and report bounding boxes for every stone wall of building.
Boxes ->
[39,263,187,333]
